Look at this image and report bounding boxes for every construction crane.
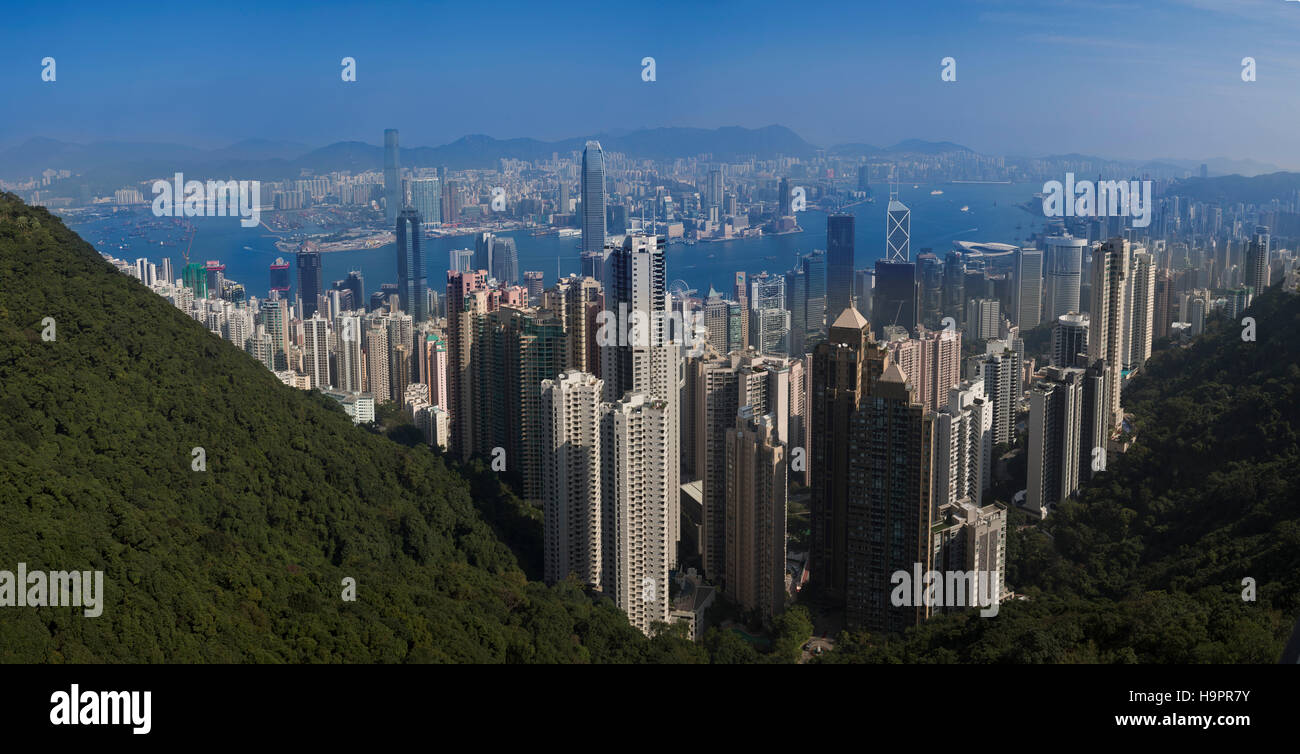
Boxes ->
[180,221,197,266]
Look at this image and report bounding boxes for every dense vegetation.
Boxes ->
[0,194,818,662]
[824,284,1300,662]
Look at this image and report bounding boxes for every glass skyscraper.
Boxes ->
[886,197,911,262]
[384,129,401,225]
[396,208,427,321]
[826,214,855,318]
[297,249,323,318]
[581,141,606,260]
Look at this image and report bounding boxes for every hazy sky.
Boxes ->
[5,0,1300,166]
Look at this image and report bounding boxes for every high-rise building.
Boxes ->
[446,270,490,456]
[396,208,427,321]
[545,274,602,374]
[523,270,545,305]
[1043,235,1086,319]
[749,272,790,356]
[884,327,962,412]
[335,314,364,392]
[1026,366,1086,517]
[703,291,745,355]
[693,350,796,582]
[930,499,1006,612]
[384,129,401,225]
[411,177,441,225]
[810,307,934,632]
[1052,313,1089,368]
[934,380,993,509]
[541,369,605,589]
[474,232,495,279]
[1013,248,1043,329]
[599,233,681,562]
[303,315,330,389]
[917,252,944,328]
[183,258,217,300]
[1245,227,1270,300]
[943,251,965,325]
[733,271,750,347]
[886,195,911,262]
[450,248,474,275]
[784,266,808,356]
[965,297,1001,341]
[581,141,607,261]
[259,297,290,370]
[492,236,519,286]
[423,333,448,408]
[604,392,674,635]
[297,246,323,318]
[364,317,391,403]
[872,260,919,337]
[974,339,1021,445]
[854,268,874,321]
[724,407,787,622]
[826,215,855,316]
[465,306,567,503]
[778,178,793,217]
[1126,250,1156,371]
[706,168,724,209]
[1088,238,1131,433]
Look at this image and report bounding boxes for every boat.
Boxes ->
[960,206,970,212]
[930,190,944,196]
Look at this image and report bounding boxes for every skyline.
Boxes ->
[4,0,1300,166]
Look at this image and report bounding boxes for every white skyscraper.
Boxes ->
[541,370,605,589]
[1126,249,1156,371]
[934,380,993,509]
[581,141,606,259]
[1014,248,1044,329]
[303,315,331,390]
[335,314,364,393]
[1089,238,1131,433]
[1043,235,1087,319]
[604,392,673,635]
[974,339,1021,445]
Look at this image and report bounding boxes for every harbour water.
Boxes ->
[67,182,1045,301]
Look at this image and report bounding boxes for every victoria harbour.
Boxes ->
[64,181,1044,301]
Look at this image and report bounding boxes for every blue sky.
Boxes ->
[4,0,1300,166]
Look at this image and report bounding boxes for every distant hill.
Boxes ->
[829,139,974,157]
[1169,171,1300,204]
[0,126,819,184]
[292,125,818,171]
